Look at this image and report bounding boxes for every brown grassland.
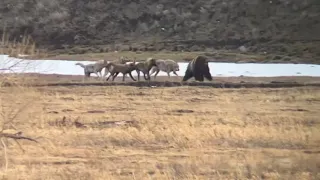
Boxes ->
[1,36,320,179]
[0,75,319,180]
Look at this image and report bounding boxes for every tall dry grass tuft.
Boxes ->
[0,25,49,87]
[0,83,42,173]
[0,31,44,173]
[0,26,47,59]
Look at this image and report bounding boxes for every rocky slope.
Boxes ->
[0,0,319,63]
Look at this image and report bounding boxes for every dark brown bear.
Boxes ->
[182,55,212,82]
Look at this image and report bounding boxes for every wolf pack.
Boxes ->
[75,55,213,82]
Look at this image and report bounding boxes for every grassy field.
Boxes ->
[0,79,319,179]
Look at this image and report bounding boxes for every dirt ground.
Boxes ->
[2,73,320,88]
[0,74,319,179]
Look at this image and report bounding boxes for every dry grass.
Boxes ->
[0,84,319,179]
[0,27,47,59]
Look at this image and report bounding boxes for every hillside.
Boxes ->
[0,0,320,63]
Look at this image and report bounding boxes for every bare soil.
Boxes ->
[2,73,320,88]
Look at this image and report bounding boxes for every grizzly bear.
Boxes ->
[182,55,212,82]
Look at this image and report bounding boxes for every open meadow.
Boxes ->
[0,75,319,180]
[1,1,319,178]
